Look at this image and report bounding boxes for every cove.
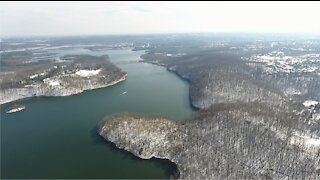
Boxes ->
[1,48,193,179]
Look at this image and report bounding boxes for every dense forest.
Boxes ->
[100,34,320,179]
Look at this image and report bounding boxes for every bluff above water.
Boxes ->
[99,103,320,179]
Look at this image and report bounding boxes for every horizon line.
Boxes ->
[2,31,320,39]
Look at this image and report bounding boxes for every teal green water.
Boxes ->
[0,48,193,179]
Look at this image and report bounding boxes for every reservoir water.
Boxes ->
[0,48,193,178]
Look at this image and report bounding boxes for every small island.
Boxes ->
[6,104,26,114]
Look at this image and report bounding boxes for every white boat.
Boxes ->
[121,91,127,95]
[6,104,26,114]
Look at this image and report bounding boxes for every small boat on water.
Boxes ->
[6,104,26,114]
[121,91,127,95]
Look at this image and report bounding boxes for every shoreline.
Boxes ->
[108,55,199,179]
[0,73,127,105]
[98,114,183,179]
[138,59,200,111]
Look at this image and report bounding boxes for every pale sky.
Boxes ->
[1,1,320,37]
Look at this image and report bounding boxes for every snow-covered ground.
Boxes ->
[75,69,102,77]
[246,51,320,74]
[303,100,319,107]
[30,74,39,79]
[43,78,61,87]
[290,132,320,150]
[29,72,47,79]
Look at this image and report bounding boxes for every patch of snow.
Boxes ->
[55,57,71,63]
[30,74,39,79]
[28,40,46,43]
[43,78,60,87]
[1,71,14,75]
[42,45,72,50]
[290,133,320,148]
[303,100,319,107]
[247,52,320,74]
[1,49,27,53]
[8,43,24,45]
[284,87,301,96]
[312,113,320,120]
[75,69,101,77]
[36,43,51,46]
[24,84,38,88]
[305,138,320,146]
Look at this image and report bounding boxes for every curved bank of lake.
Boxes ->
[0,48,194,179]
